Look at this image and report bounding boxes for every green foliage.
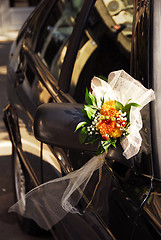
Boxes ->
[86,135,100,145]
[79,127,88,144]
[97,139,117,155]
[124,102,140,113]
[76,88,140,155]
[75,121,87,131]
[100,92,106,106]
[85,88,97,107]
[82,105,98,120]
[115,100,124,112]
[115,100,140,123]
[98,75,108,82]
[124,102,140,122]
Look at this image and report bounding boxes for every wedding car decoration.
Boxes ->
[9,70,155,230]
[79,70,155,159]
[76,88,140,156]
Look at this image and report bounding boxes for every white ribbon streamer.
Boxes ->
[91,70,155,159]
[9,70,155,230]
[9,152,106,230]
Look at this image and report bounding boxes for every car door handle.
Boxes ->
[15,69,25,86]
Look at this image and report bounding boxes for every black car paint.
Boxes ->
[131,0,161,238]
[4,0,161,239]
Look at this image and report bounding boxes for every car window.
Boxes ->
[70,0,133,103]
[36,0,85,81]
[68,0,152,176]
[16,0,50,44]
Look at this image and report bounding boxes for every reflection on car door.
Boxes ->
[62,1,155,239]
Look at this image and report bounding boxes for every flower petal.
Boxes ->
[91,76,118,108]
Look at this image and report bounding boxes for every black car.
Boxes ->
[3,0,161,239]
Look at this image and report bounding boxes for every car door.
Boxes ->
[47,0,160,239]
[16,2,117,239]
[7,0,65,188]
[25,0,139,239]
[55,1,157,239]
[130,0,161,239]
[25,0,87,181]
[7,0,159,239]
[11,0,88,182]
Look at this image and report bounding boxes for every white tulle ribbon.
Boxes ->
[91,70,155,159]
[9,70,155,230]
[9,152,106,230]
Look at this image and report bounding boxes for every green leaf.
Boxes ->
[124,102,140,122]
[110,139,117,148]
[102,140,112,149]
[85,88,92,105]
[87,135,100,145]
[101,95,105,106]
[127,98,132,103]
[79,127,88,144]
[100,92,107,106]
[75,121,87,132]
[129,103,140,108]
[115,100,124,112]
[97,140,112,155]
[98,75,108,82]
[83,105,97,120]
[85,88,97,107]
[90,93,97,107]
[96,138,118,155]
[124,102,140,112]
[96,145,105,155]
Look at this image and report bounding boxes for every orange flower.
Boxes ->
[98,120,115,136]
[110,128,123,139]
[98,119,123,139]
[98,100,126,139]
[100,100,118,117]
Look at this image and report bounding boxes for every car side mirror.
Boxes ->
[34,103,98,152]
[34,103,129,166]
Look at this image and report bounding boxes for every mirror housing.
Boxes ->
[34,103,130,166]
[34,103,98,152]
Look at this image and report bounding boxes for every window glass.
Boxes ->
[31,77,53,105]
[36,0,85,81]
[70,0,133,103]
[25,63,35,86]
[69,0,152,176]
[16,0,49,44]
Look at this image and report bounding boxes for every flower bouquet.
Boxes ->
[76,70,155,159]
[76,89,140,155]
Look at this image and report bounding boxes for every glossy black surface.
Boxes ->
[4,0,161,239]
[34,103,99,151]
